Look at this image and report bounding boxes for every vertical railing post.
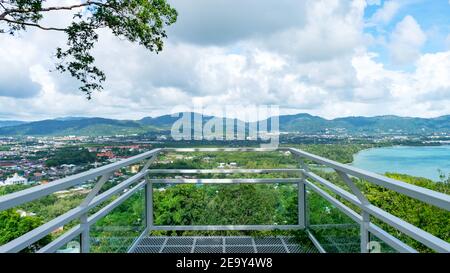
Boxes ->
[361,211,370,253]
[297,157,309,230]
[298,180,307,229]
[145,178,153,231]
[78,172,112,253]
[335,170,371,253]
[141,155,157,235]
[80,214,90,253]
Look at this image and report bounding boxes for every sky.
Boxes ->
[0,0,449,121]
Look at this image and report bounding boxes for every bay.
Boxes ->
[352,145,450,181]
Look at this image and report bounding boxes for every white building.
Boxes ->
[0,173,28,186]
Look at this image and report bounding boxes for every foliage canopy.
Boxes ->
[0,0,178,98]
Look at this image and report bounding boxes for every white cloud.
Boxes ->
[167,0,307,45]
[0,38,41,98]
[0,0,449,121]
[413,52,450,101]
[388,15,426,65]
[352,53,395,102]
[345,50,450,117]
[369,0,402,25]
[258,0,367,62]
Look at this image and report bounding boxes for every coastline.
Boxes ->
[351,145,450,182]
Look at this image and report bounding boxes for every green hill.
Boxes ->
[0,113,449,136]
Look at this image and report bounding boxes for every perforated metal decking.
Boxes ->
[131,236,318,253]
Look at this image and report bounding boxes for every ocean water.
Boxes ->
[351,146,450,181]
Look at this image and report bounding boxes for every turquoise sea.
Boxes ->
[351,145,450,181]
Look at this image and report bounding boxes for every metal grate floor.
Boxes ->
[131,236,318,253]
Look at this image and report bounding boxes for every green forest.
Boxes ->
[45,147,96,167]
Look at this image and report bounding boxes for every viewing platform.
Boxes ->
[131,236,318,253]
[0,147,449,253]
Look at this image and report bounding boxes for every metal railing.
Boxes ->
[0,147,448,253]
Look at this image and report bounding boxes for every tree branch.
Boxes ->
[0,1,109,30]
[7,1,106,14]
[1,17,66,31]
[0,1,106,20]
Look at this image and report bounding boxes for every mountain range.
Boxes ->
[0,113,449,136]
[0,120,27,128]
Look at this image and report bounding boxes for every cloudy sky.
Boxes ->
[0,0,449,121]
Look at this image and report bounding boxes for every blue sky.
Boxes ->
[364,0,450,69]
[0,0,449,120]
[364,0,450,29]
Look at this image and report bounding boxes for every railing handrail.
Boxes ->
[161,148,285,152]
[159,147,450,210]
[288,148,450,211]
[147,178,299,184]
[303,175,450,252]
[147,168,300,174]
[0,171,148,253]
[0,148,161,212]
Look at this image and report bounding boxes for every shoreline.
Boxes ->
[351,145,450,182]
